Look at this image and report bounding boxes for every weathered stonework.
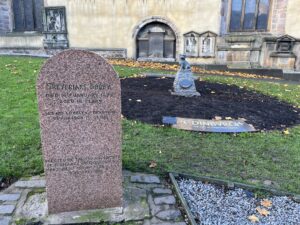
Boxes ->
[294,44,300,71]
[217,34,265,68]
[0,48,127,59]
[219,0,229,36]
[262,35,298,70]
[270,0,289,35]
[0,171,185,224]
[0,0,299,71]
[0,0,12,33]
[133,16,180,60]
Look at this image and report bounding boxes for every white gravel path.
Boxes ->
[178,178,300,225]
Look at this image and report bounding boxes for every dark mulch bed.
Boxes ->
[121,77,299,131]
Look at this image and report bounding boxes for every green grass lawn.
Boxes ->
[0,56,299,193]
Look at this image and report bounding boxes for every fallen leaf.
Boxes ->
[214,116,222,121]
[225,117,232,120]
[256,207,270,216]
[248,215,259,223]
[261,199,272,208]
[107,59,281,80]
[283,129,290,135]
[211,91,216,94]
[149,161,157,168]
[136,99,142,102]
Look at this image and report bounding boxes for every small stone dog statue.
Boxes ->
[179,54,191,71]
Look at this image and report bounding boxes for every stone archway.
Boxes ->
[133,17,180,61]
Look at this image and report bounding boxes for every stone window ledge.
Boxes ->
[227,32,272,36]
[137,57,175,62]
[224,32,273,42]
[270,52,296,58]
[217,46,261,51]
[186,55,215,59]
[0,32,43,37]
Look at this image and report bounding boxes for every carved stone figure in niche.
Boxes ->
[43,7,68,49]
[183,32,200,57]
[46,9,65,32]
[199,31,217,57]
[202,37,211,54]
[185,35,197,55]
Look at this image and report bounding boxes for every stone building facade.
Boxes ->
[0,0,299,71]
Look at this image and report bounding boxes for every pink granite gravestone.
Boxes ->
[37,50,122,214]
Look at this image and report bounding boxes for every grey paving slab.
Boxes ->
[131,175,160,184]
[153,188,172,195]
[151,223,186,225]
[148,194,172,216]
[153,196,176,205]
[0,194,21,202]
[0,205,15,215]
[7,171,185,224]
[14,180,45,188]
[0,216,12,225]
[156,209,182,221]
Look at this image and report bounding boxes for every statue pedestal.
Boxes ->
[172,70,200,97]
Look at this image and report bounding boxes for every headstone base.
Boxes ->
[172,70,201,97]
[5,171,186,225]
[170,91,201,97]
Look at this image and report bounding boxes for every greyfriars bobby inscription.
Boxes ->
[37,50,122,214]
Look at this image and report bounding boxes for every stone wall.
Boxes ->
[0,0,298,70]
[0,0,12,33]
[286,0,300,39]
[294,44,300,71]
[270,0,289,35]
[44,0,221,60]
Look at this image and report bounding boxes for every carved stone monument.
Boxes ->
[172,55,200,97]
[43,7,68,49]
[37,50,122,214]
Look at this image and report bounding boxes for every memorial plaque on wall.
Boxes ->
[163,116,256,133]
[149,33,164,58]
[37,50,122,213]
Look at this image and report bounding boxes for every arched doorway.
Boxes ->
[136,22,176,60]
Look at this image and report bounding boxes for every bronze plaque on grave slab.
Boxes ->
[163,116,256,133]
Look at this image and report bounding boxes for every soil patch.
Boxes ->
[121,77,299,131]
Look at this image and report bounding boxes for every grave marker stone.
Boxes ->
[37,50,122,214]
[172,55,200,97]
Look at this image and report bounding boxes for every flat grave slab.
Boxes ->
[163,116,256,133]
